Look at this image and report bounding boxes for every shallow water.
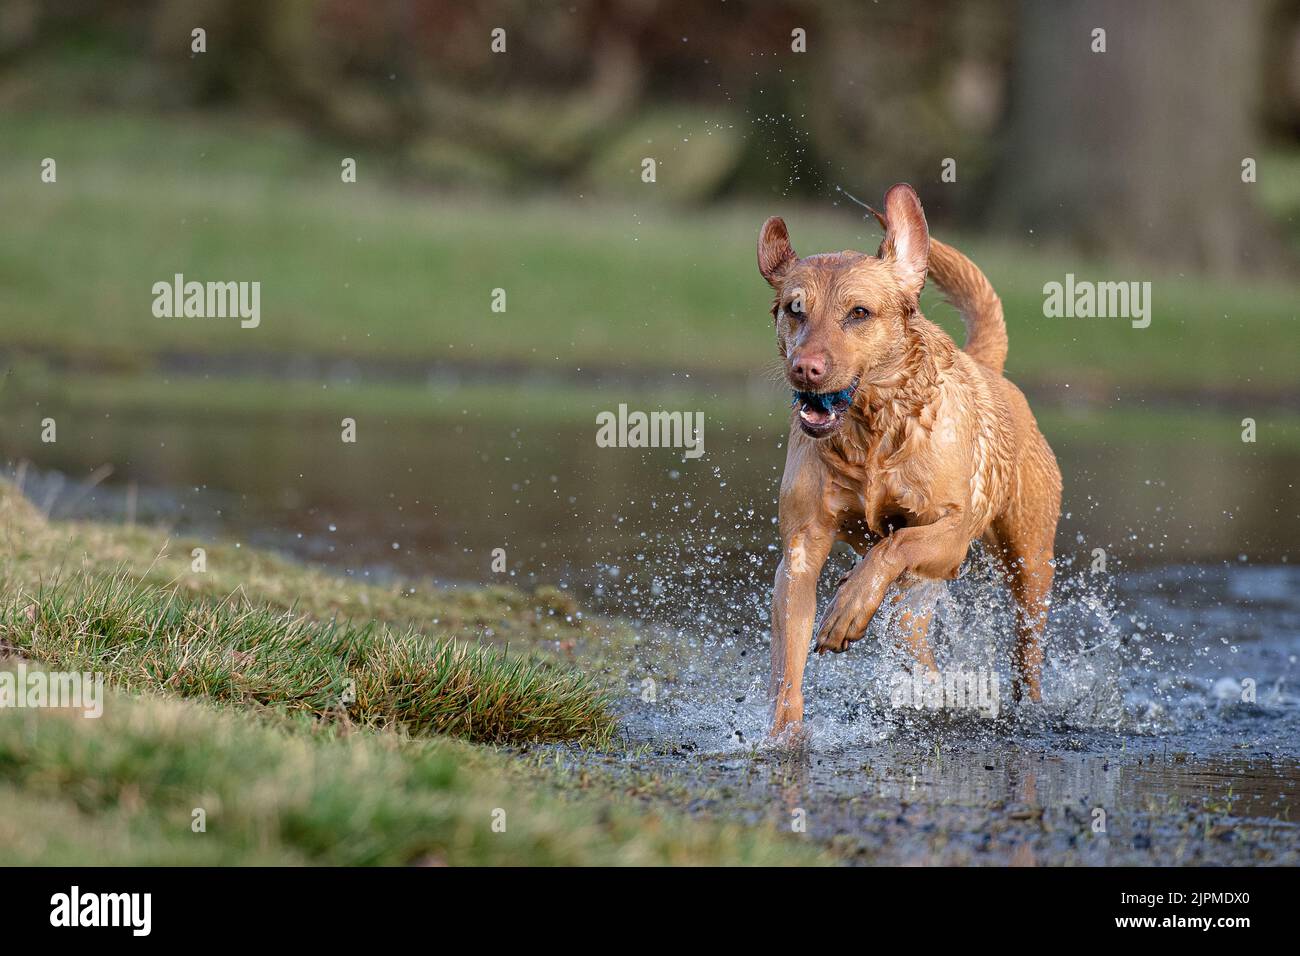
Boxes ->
[576,554,1299,863]
[4,401,1298,863]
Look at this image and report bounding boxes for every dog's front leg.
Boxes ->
[769,528,832,738]
[815,513,971,655]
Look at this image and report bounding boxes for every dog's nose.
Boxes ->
[790,352,828,387]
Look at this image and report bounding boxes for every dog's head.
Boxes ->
[758,183,929,438]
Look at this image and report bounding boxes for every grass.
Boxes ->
[0,109,1296,394]
[0,469,605,647]
[0,678,822,865]
[0,480,824,864]
[0,572,613,746]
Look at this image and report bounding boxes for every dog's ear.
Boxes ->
[876,184,929,302]
[758,216,797,287]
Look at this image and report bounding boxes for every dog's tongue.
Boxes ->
[799,402,834,426]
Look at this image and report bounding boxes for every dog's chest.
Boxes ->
[824,451,921,538]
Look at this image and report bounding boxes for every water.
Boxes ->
[4,400,1298,863]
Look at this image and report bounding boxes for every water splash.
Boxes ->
[592,489,1300,759]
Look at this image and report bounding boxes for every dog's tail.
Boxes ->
[925,237,1008,374]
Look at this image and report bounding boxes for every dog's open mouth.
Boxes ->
[791,379,858,437]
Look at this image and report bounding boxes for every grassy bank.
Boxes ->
[0,681,819,865]
[3,573,611,745]
[0,110,1296,394]
[0,469,596,644]
[0,481,824,864]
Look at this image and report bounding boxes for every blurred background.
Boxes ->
[0,0,1297,625]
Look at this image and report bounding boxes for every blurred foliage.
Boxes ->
[0,0,1021,212]
[1,0,1299,256]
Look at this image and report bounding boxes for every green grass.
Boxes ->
[0,480,824,864]
[0,677,822,865]
[0,470,608,647]
[0,572,612,746]
[0,109,1296,393]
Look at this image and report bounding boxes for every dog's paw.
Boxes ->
[814,595,871,655]
[816,559,892,654]
[766,719,810,750]
[769,697,808,745]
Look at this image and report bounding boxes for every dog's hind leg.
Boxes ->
[1009,551,1052,704]
[988,515,1056,704]
[988,424,1061,703]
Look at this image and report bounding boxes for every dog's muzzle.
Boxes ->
[791,379,858,437]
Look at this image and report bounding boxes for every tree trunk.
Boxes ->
[991,0,1292,275]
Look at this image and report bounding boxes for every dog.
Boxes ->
[758,183,1062,738]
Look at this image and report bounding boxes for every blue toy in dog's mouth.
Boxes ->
[791,379,858,431]
[791,385,856,412]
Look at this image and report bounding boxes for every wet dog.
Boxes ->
[758,184,1061,738]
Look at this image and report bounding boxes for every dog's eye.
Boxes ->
[847,306,870,323]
